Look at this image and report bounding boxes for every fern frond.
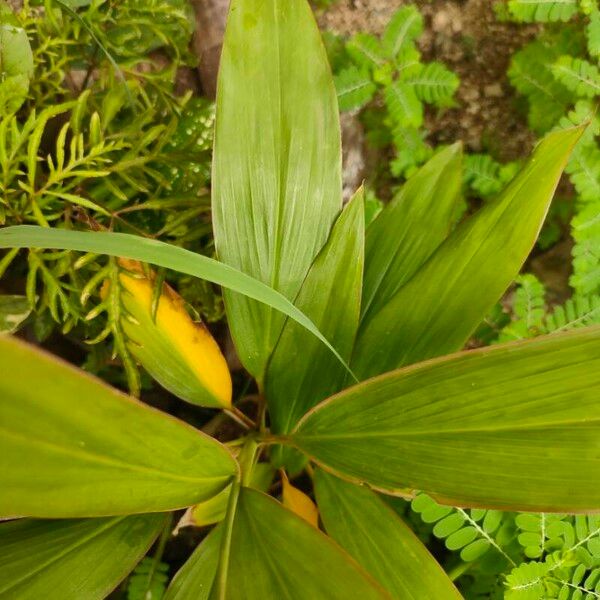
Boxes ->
[381,5,423,58]
[587,8,600,56]
[552,55,600,98]
[334,66,376,112]
[346,33,386,70]
[545,294,600,331]
[507,0,579,22]
[565,143,600,202]
[508,41,572,132]
[399,62,459,106]
[464,154,508,197]
[411,494,514,565]
[389,125,432,177]
[384,81,423,128]
[126,557,169,600]
[496,275,547,342]
[571,201,600,294]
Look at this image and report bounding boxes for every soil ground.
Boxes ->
[318,0,540,160]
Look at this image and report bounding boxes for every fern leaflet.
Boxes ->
[507,0,579,22]
[552,55,600,98]
[334,66,377,112]
[381,5,423,58]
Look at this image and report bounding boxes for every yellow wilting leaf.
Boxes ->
[282,472,319,527]
[105,259,232,408]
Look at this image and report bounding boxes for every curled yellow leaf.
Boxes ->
[107,259,232,408]
[282,473,319,528]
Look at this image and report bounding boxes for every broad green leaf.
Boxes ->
[0,294,31,332]
[266,191,364,452]
[0,335,237,517]
[0,514,166,599]
[352,125,583,379]
[166,488,389,599]
[360,144,462,326]
[0,225,351,375]
[314,470,462,599]
[292,327,600,512]
[213,0,342,380]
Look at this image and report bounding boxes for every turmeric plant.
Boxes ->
[1,0,600,598]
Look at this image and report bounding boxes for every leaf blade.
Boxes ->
[353,125,584,379]
[293,327,600,512]
[0,336,237,517]
[315,470,462,599]
[213,0,342,380]
[0,514,166,599]
[166,488,390,599]
[0,225,351,377]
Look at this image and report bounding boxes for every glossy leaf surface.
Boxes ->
[166,488,389,599]
[293,328,600,512]
[0,225,350,374]
[0,336,237,517]
[0,514,166,599]
[212,0,342,379]
[266,191,364,447]
[352,126,583,379]
[315,470,462,599]
[360,143,462,326]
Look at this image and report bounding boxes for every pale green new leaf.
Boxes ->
[352,125,583,379]
[0,226,351,375]
[292,327,600,512]
[0,514,166,599]
[212,0,342,380]
[0,336,237,517]
[360,144,462,326]
[266,191,364,462]
[166,488,389,599]
[315,470,462,599]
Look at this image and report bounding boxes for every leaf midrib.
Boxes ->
[0,425,230,485]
